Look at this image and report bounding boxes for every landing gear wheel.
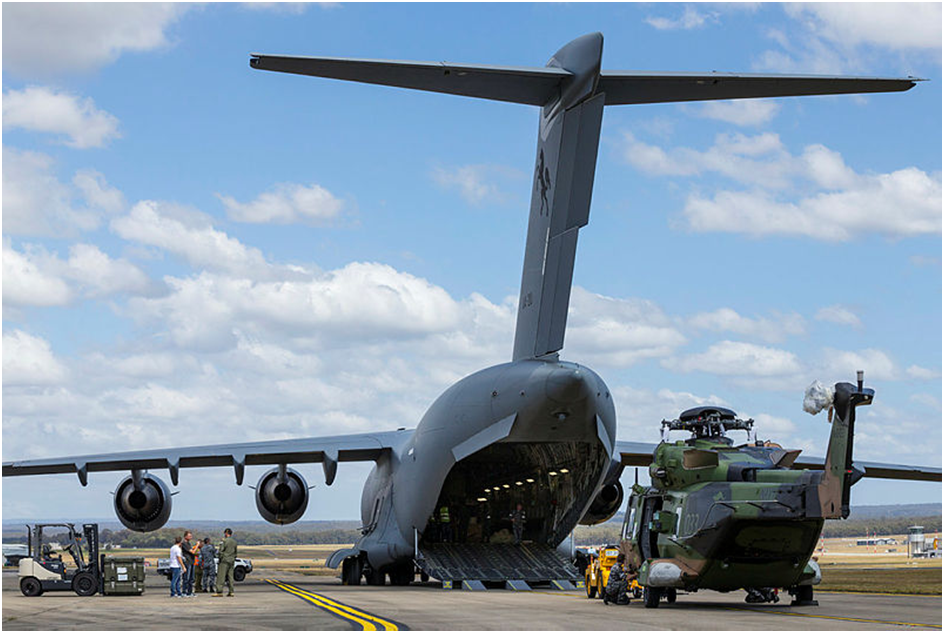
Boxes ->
[341,557,362,586]
[72,571,98,596]
[364,566,385,586]
[586,578,597,598]
[790,585,817,606]
[665,588,677,604]
[233,567,246,582]
[20,577,42,597]
[420,571,429,583]
[644,586,661,608]
[389,564,413,586]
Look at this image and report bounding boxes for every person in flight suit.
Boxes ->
[213,528,237,597]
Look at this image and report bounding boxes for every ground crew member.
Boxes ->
[438,505,452,543]
[213,528,237,597]
[603,553,630,605]
[201,537,217,593]
[193,540,203,593]
[509,503,526,545]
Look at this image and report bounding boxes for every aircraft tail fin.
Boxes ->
[250,36,920,362]
[249,53,569,106]
[817,372,874,519]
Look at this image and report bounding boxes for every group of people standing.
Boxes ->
[168,528,238,598]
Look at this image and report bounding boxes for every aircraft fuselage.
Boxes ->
[356,358,616,570]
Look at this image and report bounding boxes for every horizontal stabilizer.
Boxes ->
[599,71,920,105]
[250,54,569,105]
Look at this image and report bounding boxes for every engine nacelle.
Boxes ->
[580,460,625,525]
[114,473,172,532]
[255,466,309,525]
[580,481,624,525]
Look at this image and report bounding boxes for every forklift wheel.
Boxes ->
[72,571,98,596]
[20,576,43,597]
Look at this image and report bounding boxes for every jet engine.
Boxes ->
[579,460,624,525]
[255,466,309,525]
[114,472,172,532]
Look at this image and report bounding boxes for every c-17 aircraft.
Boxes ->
[4,33,940,589]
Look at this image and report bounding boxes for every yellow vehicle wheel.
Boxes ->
[586,578,597,598]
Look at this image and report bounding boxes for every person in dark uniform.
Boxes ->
[509,503,526,545]
[604,553,631,605]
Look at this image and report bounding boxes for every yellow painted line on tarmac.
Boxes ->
[265,579,402,631]
[726,605,942,629]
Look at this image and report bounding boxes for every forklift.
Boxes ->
[18,523,101,597]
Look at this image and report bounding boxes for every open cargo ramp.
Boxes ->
[417,543,579,587]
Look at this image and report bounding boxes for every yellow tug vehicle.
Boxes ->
[585,544,641,600]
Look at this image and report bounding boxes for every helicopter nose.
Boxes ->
[545,364,592,404]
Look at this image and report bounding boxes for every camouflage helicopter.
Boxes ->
[619,371,882,608]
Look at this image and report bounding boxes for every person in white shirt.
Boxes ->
[169,536,187,598]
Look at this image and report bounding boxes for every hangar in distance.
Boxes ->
[3,33,939,588]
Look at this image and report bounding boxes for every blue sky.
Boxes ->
[3,3,941,521]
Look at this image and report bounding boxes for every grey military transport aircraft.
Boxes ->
[4,34,940,588]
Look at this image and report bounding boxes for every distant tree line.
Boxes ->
[571,515,942,546]
[3,526,362,547]
[820,515,941,538]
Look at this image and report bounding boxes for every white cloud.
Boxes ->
[2,241,151,306]
[906,365,940,380]
[2,149,126,237]
[3,87,120,148]
[2,242,73,307]
[124,263,464,352]
[664,340,802,377]
[695,100,781,127]
[786,3,941,52]
[565,288,687,367]
[622,131,794,188]
[111,201,274,278]
[818,348,898,381]
[2,3,189,76]
[646,6,718,30]
[73,170,126,214]
[911,393,942,411]
[750,412,797,436]
[2,330,68,386]
[687,307,805,343]
[621,132,942,241]
[431,164,521,206]
[218,183,344,225]
[240,3,317,14]
[815,305,862,328]
[758,4,940,74]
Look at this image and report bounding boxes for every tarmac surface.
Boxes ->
[3,570,941,630]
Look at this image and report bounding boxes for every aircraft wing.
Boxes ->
[792,456,942,482]
[614,441,942,482]
[598,71,920,105]
[1,429,412,487]
[616,441,660,467]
